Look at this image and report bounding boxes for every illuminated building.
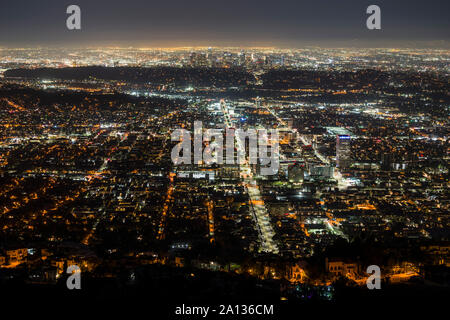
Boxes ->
[336,135,351,169]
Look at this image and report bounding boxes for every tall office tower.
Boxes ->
[238,51,246,66]
[336,135,351,169]
[256,97,261,109]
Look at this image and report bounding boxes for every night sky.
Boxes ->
[0,0,448,47]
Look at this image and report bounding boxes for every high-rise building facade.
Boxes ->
[336,135,351,169]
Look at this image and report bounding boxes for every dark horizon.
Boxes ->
[0,0,449,48]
